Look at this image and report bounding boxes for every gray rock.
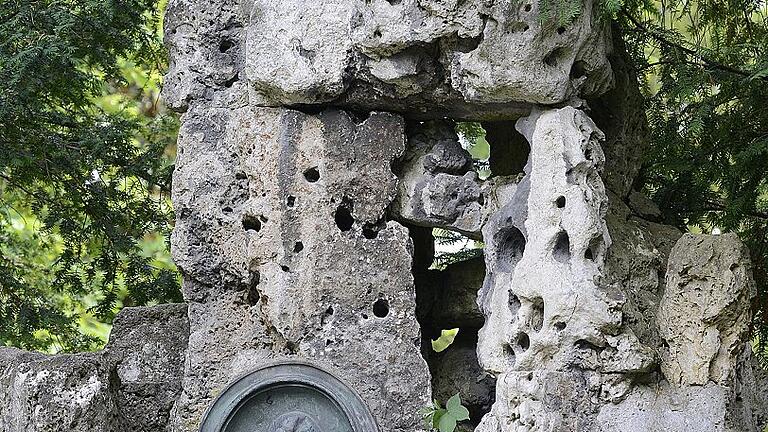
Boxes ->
[0,304,188,432]
[392,120,518,238]
[659,233,756,387]
[164,0,613,119]
[170,105,431,432]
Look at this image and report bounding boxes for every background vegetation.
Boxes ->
[0,0,766,364]
[0,0,179,352]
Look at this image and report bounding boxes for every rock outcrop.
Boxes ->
[0,304,188,432]
[2,0,765,431]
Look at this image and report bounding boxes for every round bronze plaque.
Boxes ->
[199,361,379,432]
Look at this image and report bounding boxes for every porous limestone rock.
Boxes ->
[475,107,655,431]
[658,233,756,387]
[165,0,613,119]
[0,304,188,432]
[473,106,766,432]
[595,234,764,432]
[394,120,492,237]
[170,104,431,431]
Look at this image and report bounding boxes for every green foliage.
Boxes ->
[431,328,460,353]
[421,394,471,432]
[0,0,180,352]
[432,228,484,269]
[618,0,768,359]
[540,0,586,26]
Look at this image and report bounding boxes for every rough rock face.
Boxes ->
[474,107,655,431]
[164,0,613,119]
[595,234,762,432]
[659,233,755,387]
[170,105,431,431]
[392,120,517,238]
[0,304,188,432]
[1,0,766,430]
[472,107,766,432]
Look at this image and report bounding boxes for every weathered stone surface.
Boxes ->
[0,304,188,432]
[476,107,655,431]
[170,105,431,431]
[659,233,756,387]
[157,0,767,429]
[392,120,519,238]
[107,304,189,432]
[164,0,613,119]
[587,24,649,198]
[430,339,496,425]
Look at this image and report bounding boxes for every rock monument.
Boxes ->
[0,0,766,431]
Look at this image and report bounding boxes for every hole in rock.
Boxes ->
[222,206,233,213]
[584,248,594,261]
[557,26,566,34]
[544,48,566,67]
[325,306,334,316]
[246,271,260,305]
[530,297,544,332]
[280,265,290,272]
[373,298,390,318]
[552,231,571,263]
[570,60,589,80]
[361,313,369,319]
[518,333,530,351]
[496,226,526,273]
[363,226,379,239]
[235,171,247,180]
[373,29,382,38]
[218,38,235,53]
[509,293,521,315]
[334,199,354,232]
[293,241,304,253]
[430,228,483,269]
[503,343,516,358]
[303,167,320,183]
[479,121,530,177]
[286,196,296,207]
[524,3,532,11]
[554,321,566,331]
[555,196,566,208]
[242,215,262,232]
[584,147,593,161]
[386,0,402,4]
[223,75,238,88]
[575,339,603,352]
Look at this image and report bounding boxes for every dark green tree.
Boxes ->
[615,0,768,358]
[0,0,181,352]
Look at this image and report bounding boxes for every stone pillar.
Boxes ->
[160,0,766,430]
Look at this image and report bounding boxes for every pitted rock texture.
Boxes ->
[170,105,431,432]
[392,120,506,238]
[475,107,654,431]
[658,233,756,387]
[164,0,613,119]
[0,304,188,432]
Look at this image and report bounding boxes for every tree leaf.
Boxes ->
[438,412,457,432]
[431,328,460,353]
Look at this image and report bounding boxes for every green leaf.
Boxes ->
[438,412,457,432]
[431,328,460,353]
[432,408,447,428]
[446,393,462,411]
[446,393,470,421]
